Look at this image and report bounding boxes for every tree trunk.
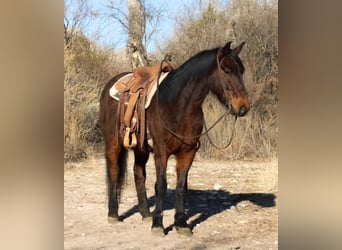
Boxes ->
[127,0,148,69]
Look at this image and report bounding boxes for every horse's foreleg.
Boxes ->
[174,150,196,235]
[106,144,127,222]
[133,150,151,219]
[151,152,168,235]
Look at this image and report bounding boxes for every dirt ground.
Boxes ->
[64,153,278,250]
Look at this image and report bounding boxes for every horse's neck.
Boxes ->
[178,55,216,109]
[173,78,210,117]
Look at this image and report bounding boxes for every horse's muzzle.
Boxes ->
[230,102,250,117]
[230,97,251,117]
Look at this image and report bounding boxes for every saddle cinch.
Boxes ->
[112,61,174,149]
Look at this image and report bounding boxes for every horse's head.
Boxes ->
[212,41,250,117]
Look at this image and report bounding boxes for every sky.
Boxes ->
[65,0,218,53]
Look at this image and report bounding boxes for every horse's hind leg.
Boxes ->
[106,143,127,223]
[133,150,151,219]
[174,149,196,235]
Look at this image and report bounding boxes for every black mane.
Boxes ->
[157,48,219,103]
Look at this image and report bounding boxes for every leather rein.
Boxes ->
[154,50,237,149]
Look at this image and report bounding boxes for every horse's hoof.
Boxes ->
[107,216,120,224]
[151,226,165,236]
[176,226,193,236]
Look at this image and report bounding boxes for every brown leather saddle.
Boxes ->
[115,61,174,149]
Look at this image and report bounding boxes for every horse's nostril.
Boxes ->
[239,105,247,116]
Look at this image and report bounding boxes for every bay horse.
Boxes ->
[99,41,250,235]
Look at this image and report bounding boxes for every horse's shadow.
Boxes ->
[119,189,276,234]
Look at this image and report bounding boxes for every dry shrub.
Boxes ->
[163,3,229,65]
[164,0,278,160]
[64,31,128,162]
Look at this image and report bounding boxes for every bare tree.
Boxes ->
[106,0,165,69]
[127,0,148,68]
[64,0,91,48]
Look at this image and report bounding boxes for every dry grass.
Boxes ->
[259,158,278,193]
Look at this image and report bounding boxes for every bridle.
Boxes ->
[154,50,237,149]
[215,47,243,111]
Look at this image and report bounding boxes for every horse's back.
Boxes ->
[100,72,130,106]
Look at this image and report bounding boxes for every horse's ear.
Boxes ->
[218,41,232,59]
[221,41,232,54]
[233,41,245,55]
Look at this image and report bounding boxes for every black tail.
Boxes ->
[118,148,128,193]
[106,147,128,203]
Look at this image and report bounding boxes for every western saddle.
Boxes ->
[116,57,174,149]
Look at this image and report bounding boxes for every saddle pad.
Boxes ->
[109,72,169,108]
[109,73,133,104]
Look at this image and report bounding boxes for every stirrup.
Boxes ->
[123,127,137,148]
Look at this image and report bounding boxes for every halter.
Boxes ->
[216,47,238,109]
[154,51,237,149]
